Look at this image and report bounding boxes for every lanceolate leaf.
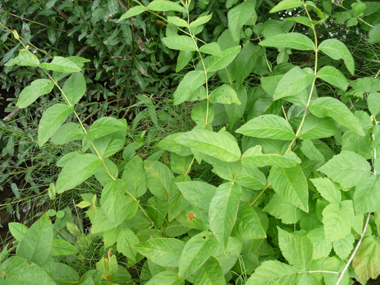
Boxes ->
[352,236,380,282]
[199,42,223,57]
[209,183,242,247]
[173,70,206,105]
[309,97,364,135]
[162,36,197,51]
[148,0,187,13]
[62,72,86,105]
[317,66,348,91]
[176,129,241,162]
[39,56,81,73]
[260,33,315,51]
[227,0,256,41]
[270,0,303,13]
[245,260,298,285]
[269,165,309,212]
[17,79,54,108]
[319,39,355,75]
[236,115,296,140]
[190,14,213,27]
[354,175,380,214]
[122,156,147,198]
[56,154,102,193]
[87,117,127,140]
[206,46,241,72]
[38,104,74,147]
[118,6,146,21]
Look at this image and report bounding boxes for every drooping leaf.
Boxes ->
[17,79,54,108]
[209,84,241,105]
[173,70,206,105]
[263,193,305,224]
[62,72,86,105]
[311,177,341,204]
[284,16,312,28]
[270,0,303,13]
[352,235,380,282]
[260,33,315,51]
[118,6,146,21]
[167,16,188,27]
[39,56,81,73]
[354,175,380,214]
[245,260,298,285]
[148,0,187,13]
[176,50,193,72]
[317,66,348,91]
[309,97,364,136]
[5,50,40,67]
[232,202,266,240]
[162,36,197,51]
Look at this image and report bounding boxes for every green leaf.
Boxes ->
[232,202,266,240]
[17,79,54,108]
[53,262,79,284]
[284,16,312,28]
[176,129,241,162]
[51,239,78,256]
[212,236,242,274]
[322,200,354,243]
[91,207,117,233]
[298,114,339,139]
[236,115,296,140]
[199,42,223,57]
[176,181,216,212]
[317,66,348,91]
[87,117,127,140]
[263,193,305,224]
[270,0,303,13]
[38,103,74,147]
[62,72,86,105]
[209,182,242,247]
[369,24,380,44]
[117,228,140,263]
[193,256,226,285]
[309,97,364,135]
[56,154,102,193]
[354,175,380,214]
[236,166,267,190]
[368,92,380,116]
[352,236,380,282]
[162,36,197,51]
[311,178,341,204]
[190,14,213,27]
[132,238,185,267]
[206,46,241,72]
[122,156,147,198]
[318,150,371,188]
[9,222,29,242]
[318,39,355,75]
[158,133,192,157]
[16,214,53,266]
[178,231,218,278]
[176,50,193,72]
[245,260,298,285]
[173,70,206,105]
[148,0,187,13]
[50,123,85,145]
[118,6,146,21]
[269,165,309,212]
[146,271,183,285]
[167,16,188,27]
[87,131,126,158]
[273,66,315,100]
[307,227,332,259]
[227,0,256,41]
[5,50,40,67]
[242,145,300,168]
[209,84,241,105]
[145,160,173,200]
[0,256,56,285]
[260,33,315,51]
[39,56,81,73]
[333,234,354,260]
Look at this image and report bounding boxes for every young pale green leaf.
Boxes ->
[209,182,242,248]
[5,50,40,67]
[62,72,86,105]
[323,200,354,243]
[333,234,354,260]
[352,236,380,282]
[199,42,223,57]
[145,160,173,200]
[245,260,298,285]
[190,14,213,27]
[148,0,187,13]
[242,145,300,168]
[284,16,312,28]
[311,178,341,204]
[176,129,241,162]
[260,33,315,51]
[122,156,147,198]
[56,154,102,193]
[179,231,218,279]
[270,0,303,13]
[87,117,127,140]
[17,79,54,108]
[269,165,309,212]
[227,0,256,41]
[206,46,241,72]
[209,84,241,105]
[318,39,355,75]
[236,115,296,140]
[50,123,85,145]
[117,228,140,263]
[298,114,339,139]
[132,238,185,267]
[0,256,56,285]
[317,66,348,91]
[354,175,380,214]
[145,271,183,285]
[38,103,74,147]
[176,181,216,212]
[307,227,332,260]
[232,202,266,240]
[51,239,78,256]
[273,66,315,100]
[118,6,146,21]
[16,214,53,266]
[263,193,305,224]
[173,70,206,105]
[167,16,188,27]
[193,256,226,285]
[9,222,29,242]
[162,36,197,51]
[318,150,371,188]
[309,97,364,135]
[39,56,81,73]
